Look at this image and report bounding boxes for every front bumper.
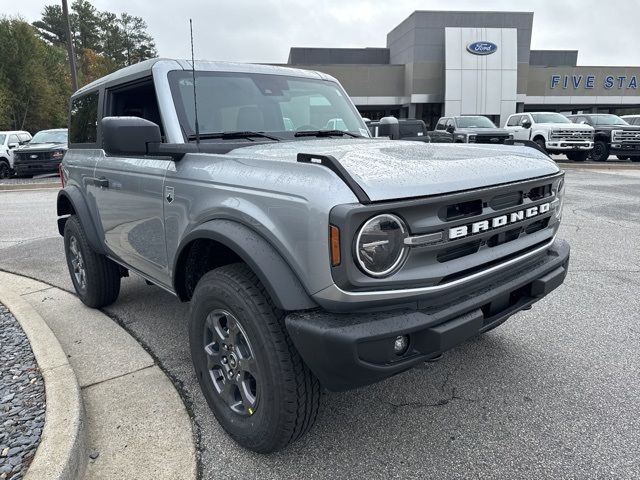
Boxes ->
[13,160,61,175]
[547,141,593,151]
[610,144,640,156]
[286,239,569,392]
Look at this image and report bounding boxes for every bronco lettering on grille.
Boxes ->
[448,202,551,240]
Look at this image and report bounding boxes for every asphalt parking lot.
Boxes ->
[0,168,638,479]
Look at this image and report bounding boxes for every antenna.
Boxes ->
[189,19,200,145]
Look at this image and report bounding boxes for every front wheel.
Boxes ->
[534,137,547,153]
[591,141,610,162]
[189,263,321,453]
[0,161,11,179]
[568,151,588,162]
[63,215,121,308]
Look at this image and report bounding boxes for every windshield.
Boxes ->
[591,114,628,126]
[530,113,571,124]
[30,130,68,144]
[168,71,368,140]
[455,116,496,128]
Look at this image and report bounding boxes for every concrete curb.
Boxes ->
[0,285,86,480]
[0,182,59,191]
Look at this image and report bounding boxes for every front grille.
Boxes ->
[550,129,593,140]
[15,152,53,164]
[330,173,562,292]
[612,130,640,144]
[474,134,510,145]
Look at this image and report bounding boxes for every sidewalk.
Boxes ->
[0,272,197,480]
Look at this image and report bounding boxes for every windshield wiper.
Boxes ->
[294,130,361,138]
[187,131,280,141]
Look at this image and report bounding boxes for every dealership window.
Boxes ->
[69,92,99,144]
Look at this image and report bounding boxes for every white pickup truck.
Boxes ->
[504,112,594,161]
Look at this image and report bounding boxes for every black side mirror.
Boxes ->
[8,142,18,149]
[521,120,532,129]
[102,116,161,156]
[446,125,455,134]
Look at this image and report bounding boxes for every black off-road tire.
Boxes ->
[616,156,630,161]
[534,137,547,153]
[0,160,11,179]
[591,140,609,162]
[63,215,121,308]
[189,263,322,453]
[570,151,588,162]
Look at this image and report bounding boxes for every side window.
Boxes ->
[506,115,521,126]
[435,118,447,130]
[108,79,164,138]
[520,115,532,126]
[18,133,31,144]
[8,134,19,146]
[69,92,99,144]
[446,118,455,128]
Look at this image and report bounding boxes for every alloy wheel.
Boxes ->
[69,236,87,290]
[203,309,259,416]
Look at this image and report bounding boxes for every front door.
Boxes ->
[91,154,171,286]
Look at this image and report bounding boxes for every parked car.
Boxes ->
[621,114,640,126]
[13,128,68,177]
[0,130,32,178]
[57,58,569,453]
[567,113,640,162]
[504,112,594,161]
[367,117,430,142]
[429,116,512,144]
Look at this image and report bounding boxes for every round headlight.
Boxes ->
[355,214,408,277]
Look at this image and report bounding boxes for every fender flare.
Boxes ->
[174,219,317,311]
[56,186,105,254]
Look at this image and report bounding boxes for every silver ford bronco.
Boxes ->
[57,58,570,453]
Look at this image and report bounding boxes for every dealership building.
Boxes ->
[285,10,640,128]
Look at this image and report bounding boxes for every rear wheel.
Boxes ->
[63,215,121,308]
[591,140,609,162]
[189,263,321,453]
[0,160,11,179]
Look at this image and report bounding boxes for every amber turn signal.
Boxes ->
[329,225,341,267]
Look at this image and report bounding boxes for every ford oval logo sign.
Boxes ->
[467,41,498,55]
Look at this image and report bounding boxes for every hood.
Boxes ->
[456,127,511,135]
[543,123,593,130]
[17,143,67,153]
[230,138,559,202]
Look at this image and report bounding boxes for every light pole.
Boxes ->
[61,0,78,91]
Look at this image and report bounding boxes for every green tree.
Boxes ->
[118,13,157,66]
[0,17,70,132]
[32,5,66,45]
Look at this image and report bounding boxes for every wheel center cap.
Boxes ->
[228,353,238,369]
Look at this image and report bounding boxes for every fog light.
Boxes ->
[393,335,409,355]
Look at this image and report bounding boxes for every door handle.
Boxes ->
[95,177,109,188]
